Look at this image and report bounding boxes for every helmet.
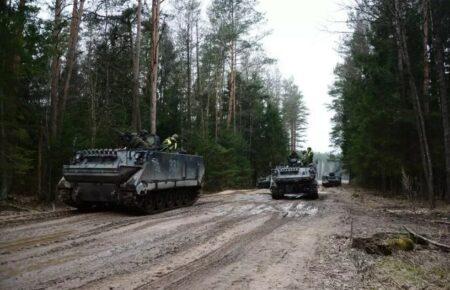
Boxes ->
[171,134,179,140]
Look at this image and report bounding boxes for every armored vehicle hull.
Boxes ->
[322,172,342,187]
[58,149,204,214]
[270,166,318,199]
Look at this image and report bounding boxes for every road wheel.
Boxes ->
[144,194,157,214]
[310,188,319,200]
[167,192,177,209]
[173,191,182,207]
[271,193,282,200]
[75,201,93,212]
[187,191,198,205]
[182,192,189,205]
[155,193,165,211]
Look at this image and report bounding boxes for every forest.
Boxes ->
[330,0,450,206]
[2,0,450,208]
[0,0,308,200]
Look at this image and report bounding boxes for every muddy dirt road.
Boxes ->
[0,188,347,289]
[1,188,448,289]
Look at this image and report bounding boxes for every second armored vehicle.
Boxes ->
[57,131,205,214]
[270,153,318,199]
[322,172,342,187]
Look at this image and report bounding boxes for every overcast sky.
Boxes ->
[258,0,350,152]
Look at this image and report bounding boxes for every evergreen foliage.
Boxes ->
[0,0,306,199]
[330,0,450,201]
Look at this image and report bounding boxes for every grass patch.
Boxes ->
[375,256,449,288]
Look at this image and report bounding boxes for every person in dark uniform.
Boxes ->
[288,151,300,166]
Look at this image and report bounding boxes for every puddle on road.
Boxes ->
[231,193,272,203]
[223,192,319,219]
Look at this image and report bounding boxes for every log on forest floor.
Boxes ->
[403,225,450,251]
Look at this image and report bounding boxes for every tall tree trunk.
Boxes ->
[232,42,237,133]
[208,60,219,138]
[290,121,296,152]
[186,18,192,133]
[2,0,27,199]
[12,0,26,73]
[37,125,43,198]
[89,76,97,147]
[434,36,450,201]
[50,0,63,140]
[226,45,233,129]
[132,0,142,131]
[59,0,86,133]
[195,20,203,135]
[0,96,7,200]
[215,55,226,142]
[150,0,160,134]
[227,0,236,131]
[393,0,434,207]
[214,78,220,141]
[227,40,236,131]
[422,0,430,114]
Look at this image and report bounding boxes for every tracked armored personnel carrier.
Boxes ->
[57,131,205,214]
[270,153,318,199]
[322,172,342,187]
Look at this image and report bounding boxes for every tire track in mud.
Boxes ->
[0,210,80,228]
[0,191,239,231]
[0,211,128,237]
[0,190,255,232]
[1,202,240,265]
[0,193,247,260]
[1,218,141,260]
[1,190,313,289]
[1,199,268,289]
[135,215,289,290]
[34,214,258,289]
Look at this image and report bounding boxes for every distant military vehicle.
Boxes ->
[270,152,318,199]
[256,175,271,189]
[322,172,342,187]
[57,131,205,214]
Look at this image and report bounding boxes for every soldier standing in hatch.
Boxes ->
[162,134,179,151]
[304,147,314,165]
[298,150,307,166]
